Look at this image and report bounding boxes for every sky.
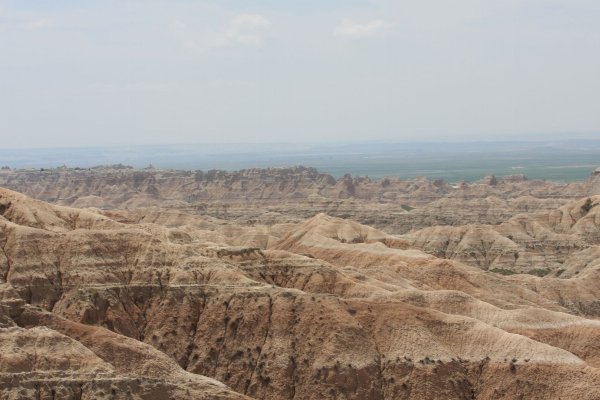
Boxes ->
[0,0,599,149]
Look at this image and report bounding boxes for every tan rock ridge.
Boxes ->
[2,186,600,398]
[2,165,600,235]
[402,195,600,275]
[0,285,248,400]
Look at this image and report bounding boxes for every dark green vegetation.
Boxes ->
[490,268,551,277]
[527,268,552,277]
[489,268,518,276]
[582,198,596,214]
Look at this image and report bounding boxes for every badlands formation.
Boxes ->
[1,165,600,399]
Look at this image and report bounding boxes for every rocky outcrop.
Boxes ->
[401,196,600,273]
[0,285,247,400]
[2,166,600,236]
[1,187,600,399]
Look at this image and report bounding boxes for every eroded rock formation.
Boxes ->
[1,183,600,399]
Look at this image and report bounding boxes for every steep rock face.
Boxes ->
[2,187,600,399]
[2,166,600,236]
[402,196,600,273]
[393,196,568,232]
[0,286,247,400]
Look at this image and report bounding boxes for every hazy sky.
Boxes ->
[1,0,599,148]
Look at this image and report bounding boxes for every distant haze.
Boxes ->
[0,1,599,148]
[2,140,600,183]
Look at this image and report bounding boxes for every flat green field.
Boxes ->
[2,140,599,183]
[304,152,599,182]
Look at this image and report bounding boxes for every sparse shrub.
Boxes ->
[581,198,596,214]
[490,268,517,276]
[350,233,368,244]
[233,350,244,359]
[527,268,551,277]
[401,204,414,212]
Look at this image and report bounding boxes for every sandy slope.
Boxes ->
[2,186,600,399]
